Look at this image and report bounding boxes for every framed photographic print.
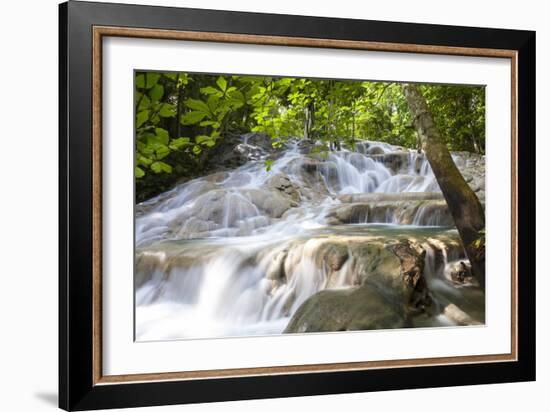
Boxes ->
[59,1,536,410]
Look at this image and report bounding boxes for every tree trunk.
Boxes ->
[402,83,486,289]
[304,100,315,140]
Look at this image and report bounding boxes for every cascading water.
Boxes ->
[135,137,485,340]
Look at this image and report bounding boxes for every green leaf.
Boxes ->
[200,86,220,95]
[135,166,145,178]
[158,104,175,118]
[169,137,191,150]
[163,72,177,80]
[181,111,207,125]
[144,73,161,88]
[192,145,202,155]
[154,128,169,145]
[185,99,210,113]
[151,161,172,174]
[137,94,151,111]
[265,159,274,172]
[135,74,145,88]
[149,84,164,102]
[216,76,227,92]
[155,144,170,160]
[195,135,212,144]
[199,120,220,128]
[136,73,161,89]
[136,153,153,166]
[136,110,149,128]
[207,95,220,112]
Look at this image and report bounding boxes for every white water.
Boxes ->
[135,138,483,340]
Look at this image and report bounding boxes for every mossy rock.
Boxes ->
[284,285,406,333]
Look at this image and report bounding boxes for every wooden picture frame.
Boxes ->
[59,1,535,410]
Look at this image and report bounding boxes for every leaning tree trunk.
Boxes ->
[402,84,486,289]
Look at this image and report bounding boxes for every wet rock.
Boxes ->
[244,188,297,218]
[284,285,406,333]
[366,145,386,155]
[328,203,370,224]
[264,248,288,281]
[443,303,482,326]
[326,198,455,227]
[241,132,274,151]
[445,260,479,287]
[203,172,230,183]
[177,217,217,238]
[338,192,444,204]
[390,240,431,313]
[323,243,349,271]
[265,173,301,202]
[369,151,411,172]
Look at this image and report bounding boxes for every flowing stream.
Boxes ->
[135,137,485,341]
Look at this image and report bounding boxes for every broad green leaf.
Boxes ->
[169,137,191,150]
[200,86,220,95]
[195,135,213,145]
[149,84,164,102]
[154,128,169,145]
[155,144,170,160]
[181,111,207,125]
[137,94,151,111]
[163,72,177,80]
[151,161,172,174]
[207,95,220,113]
[135,167,145,178]
[185,99,210,113]
[158,104,175,118]
[216,76,227,92]
[135,74,145,88]
[192,145,202,155]
[136,110,149,128]
[144,73,161,88]
[199,120,220,128]
[136,153,153,166]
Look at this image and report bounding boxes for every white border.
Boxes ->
[102,37,512,376]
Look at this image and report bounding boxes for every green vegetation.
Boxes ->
[135,71,485,200]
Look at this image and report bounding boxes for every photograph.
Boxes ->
[134,71,487,341]
[53,1,536,410]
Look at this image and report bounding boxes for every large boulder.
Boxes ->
[281,236,434,333]
[284,285,406,333]
[265,173,301,203]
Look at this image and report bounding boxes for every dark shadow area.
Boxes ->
[34,392,58,407]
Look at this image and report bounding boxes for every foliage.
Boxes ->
[134,71,485,200]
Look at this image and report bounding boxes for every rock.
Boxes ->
[284,285,406,333]
[265,173,301,202]
[177,217,217,238]
[323,243,349,271]
[443,303,482,326]
[329,203,370,224]
[244,188,296,218]
[277,236,433,316]
[366,145,386,155]
[326,198,455,227]
[338,192,444,203]
[445,260,479,287]
[264,248,288,281]
[390,240,431,313]
[203,172,229,183]
[369,151,411,172]
[241,132,274,151]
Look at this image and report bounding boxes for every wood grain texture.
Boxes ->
[92,26,518,386]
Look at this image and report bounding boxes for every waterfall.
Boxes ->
[135,137,485,340]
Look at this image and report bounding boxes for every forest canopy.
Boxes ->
[135,71,485,201]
